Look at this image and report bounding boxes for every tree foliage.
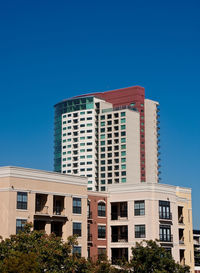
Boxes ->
[129,240,190,273]
[0,225,190,273]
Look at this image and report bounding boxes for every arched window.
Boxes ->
[98,202,106,217]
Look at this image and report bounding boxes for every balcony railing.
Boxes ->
[88,234,93,242]
[178,216,184,224]
[179,237,184,244]
[159,212,172,220]
[159,235,173,242]
[111,211,128,220]
[112,234,128,243]
[53,206,65,216]
[35,205,48,215]
[87,211,93,220]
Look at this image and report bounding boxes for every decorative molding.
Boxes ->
[0,166,87,187]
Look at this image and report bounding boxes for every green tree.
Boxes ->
[0,223,90,273]
[129,240,190,273]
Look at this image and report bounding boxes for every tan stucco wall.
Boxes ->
[0,167,88,258]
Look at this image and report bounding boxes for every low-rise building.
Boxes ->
[193,229,200,273]
[0,166,194,271]
[106,183,194,271]
[0,166,88,258]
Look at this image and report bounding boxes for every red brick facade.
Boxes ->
[88,193,107,261]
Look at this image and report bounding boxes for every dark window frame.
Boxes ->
[98,225,106,239]
[73,197,82,214]
[17,192,28,210]
[98,202,106,217]
[134,200,145,216]
[135,225,146,238]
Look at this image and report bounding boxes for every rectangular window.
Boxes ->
[101,122,105,126]
[73,246,81,257]
[121,145,126,149]
[134,201,145,216]
[98,226,106,238]
[121,112,126,117]
[73,198,82,214]
[101,141,105,146]
[17,192,27,210]
[121,178,126,183]
[121,164,126,170]
[121,151,126,156]
[159,201,171,219]
[121,138,126,143]
[73,222,82,237]
[98,202,106,217]
[159,225,171,242]
[121,125,126,130]
[135,225,145,238]
[121,118,126,123]
[101,134,105,139]
[16,219,27,234]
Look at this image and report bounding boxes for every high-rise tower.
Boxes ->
[54,86,160,191]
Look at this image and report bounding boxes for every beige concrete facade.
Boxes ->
[0,166,88,258]
[98,103,141,191]
[145,99,160,183]
[107,183,194,272]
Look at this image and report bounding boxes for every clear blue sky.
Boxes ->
[0,0,199,227]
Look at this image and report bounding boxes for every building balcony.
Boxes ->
[53,196,66,217]
[35,193,48,215]
[178,216,184,224]
[87,211,93,220]
[88,234,93,243]
[159,212,172,221]
[35,205,49,215]
[111,225,128,243]
[159,235,173,243]
[111,234,128,243]
[53,206,65,216]
[111,211,128,220]
[179,237,184,245]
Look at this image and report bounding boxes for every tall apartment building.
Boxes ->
[54,86,160,191]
